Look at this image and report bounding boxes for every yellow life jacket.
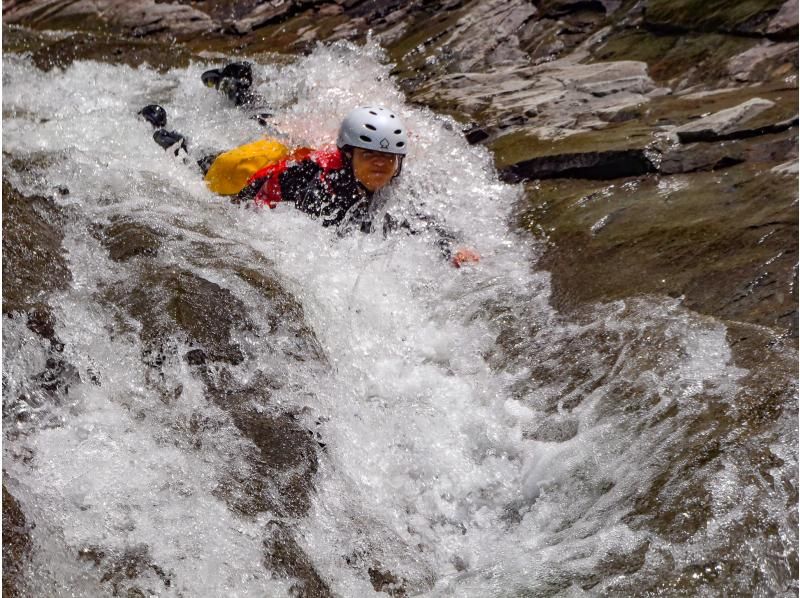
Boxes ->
[204,138,289,195]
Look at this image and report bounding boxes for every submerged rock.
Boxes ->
[2,484,32,598]
[100,217,162,262]
[264,522,332,598]
[2,180,71,315]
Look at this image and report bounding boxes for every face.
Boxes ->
[351,147,401,192]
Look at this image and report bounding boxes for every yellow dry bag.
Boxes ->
[204,138,289,195]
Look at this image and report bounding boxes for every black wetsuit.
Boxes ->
[237,148,459,256]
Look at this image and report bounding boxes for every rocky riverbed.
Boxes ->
[3,0,798,596]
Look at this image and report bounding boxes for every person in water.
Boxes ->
[139,64,480,267]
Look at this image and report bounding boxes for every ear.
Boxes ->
[392,156,404,179]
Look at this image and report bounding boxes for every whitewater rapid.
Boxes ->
[3,40,797,596]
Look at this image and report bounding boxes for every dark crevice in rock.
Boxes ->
[501,149,659,182]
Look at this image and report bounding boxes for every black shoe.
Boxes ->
[153,129,188,156]
[220,62,252,86]
[138,104,167,128]
[202,62,255,106]
[201,69,222,90]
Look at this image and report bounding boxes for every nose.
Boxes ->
[365,151,395,164]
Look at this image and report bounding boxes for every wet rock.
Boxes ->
[2,484,32,598]
[727,41,799,83]
[107,266,250,365]
[766,0,799,38]
[4,0,214,38]
[226,1,295,35]
[521,164,798,335]
[204,370,320,518]
[660,129,798,174]
[463,124,490,144]
[24,31,196,72]
[235,266,324,362]
[368,566,407,596]
[418,58,657,140]
[2,180,71,315]
[643,0,788,37]
[101,217,162,262]
[523,417,580,442]
[264,522,332,598]
[674,97,792,143]
[25,304,62,349]
[79,543,173,596]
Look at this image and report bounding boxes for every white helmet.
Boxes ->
[337,106,408,156]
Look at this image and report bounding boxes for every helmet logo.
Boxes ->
[379,138,389,149]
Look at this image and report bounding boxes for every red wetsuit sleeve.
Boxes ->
[252,175,281,208]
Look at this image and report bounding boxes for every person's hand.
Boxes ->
[452,248,480,268]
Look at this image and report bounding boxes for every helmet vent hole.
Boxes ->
[396,142,405,147]
[394,129,402,134]
[360,135,372,142]
[369,111,378,116]
[390,115,395,118]
[365,124,377,131]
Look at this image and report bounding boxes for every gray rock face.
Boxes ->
[728,41,799,82]
[675,98,776,142]
[4,0,216,35]
[420,58,657,139]
[767,0,799,37]
[430,0,537,71]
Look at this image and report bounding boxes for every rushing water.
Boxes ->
[3,40,798,596]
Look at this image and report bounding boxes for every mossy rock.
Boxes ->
[491,121,657,170]
[592,30,757,86]
[490,83,798,172]
[644,0,786,35]
[521,163,798,335]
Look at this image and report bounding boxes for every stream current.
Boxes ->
[3,41,798,596]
